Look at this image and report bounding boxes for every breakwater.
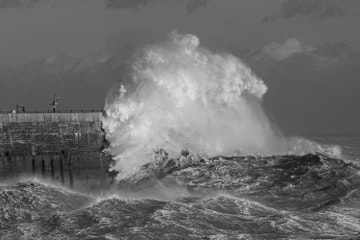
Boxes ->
[0,112,111,189]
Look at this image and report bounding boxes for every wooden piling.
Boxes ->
[60,154,64,185]
[50,158,54,179]
[41,157,45,177]
[31,146,36,175]
[32,156,35,175]
[69,168,74,189]
[68,153,74,189]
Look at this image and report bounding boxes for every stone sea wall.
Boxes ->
[0,113,112,188]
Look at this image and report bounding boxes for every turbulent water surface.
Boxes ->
[2,142,360,239]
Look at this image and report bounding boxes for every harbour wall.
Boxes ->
[0,112,112,189]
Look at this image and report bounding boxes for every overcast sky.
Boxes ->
[0,0,360,135]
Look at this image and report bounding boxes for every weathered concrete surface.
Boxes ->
[0,113,111,188]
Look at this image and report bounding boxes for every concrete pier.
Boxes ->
[0,112,112,188]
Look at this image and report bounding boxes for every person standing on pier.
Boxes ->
[50,95,60,113]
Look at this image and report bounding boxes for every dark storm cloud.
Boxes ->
[0,0,48,8]
[105,0,153,9]
[106,0,211,14]
[0,0,211,13]
[263,0,345,22]
[281,0,344,19]
[185,0,209,14]
[320,4,345,18]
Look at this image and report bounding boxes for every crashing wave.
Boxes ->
[102,32,338,180]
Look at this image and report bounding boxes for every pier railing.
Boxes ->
[0,109,104,114]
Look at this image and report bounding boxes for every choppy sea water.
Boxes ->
[1,135,360,240]
[309,134,360,161]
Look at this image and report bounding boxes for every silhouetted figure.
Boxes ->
[118,81,127,99]
[50,95,60,113]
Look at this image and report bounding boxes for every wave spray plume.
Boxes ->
[102,32,336,180]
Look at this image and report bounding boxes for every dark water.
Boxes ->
[2,136,360,240]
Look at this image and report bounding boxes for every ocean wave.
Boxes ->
[2,153,360,240]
